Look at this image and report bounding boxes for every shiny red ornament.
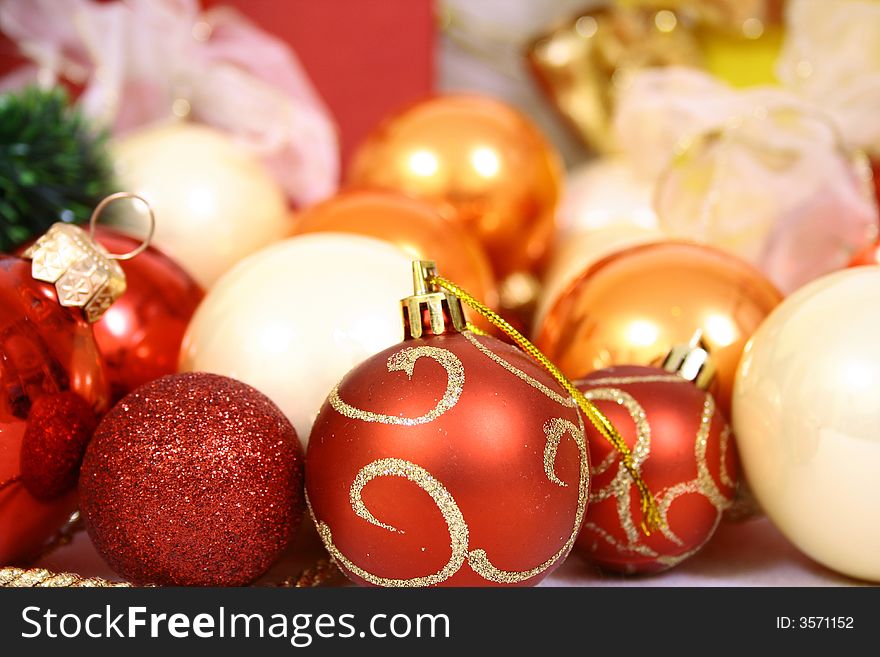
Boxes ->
[574,365,736,573]
[80,372,304,586]
[306,330,589,587]
[0,255,109,564]
[89,228,204,402]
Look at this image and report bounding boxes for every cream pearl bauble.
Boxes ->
[112,122,290,288]
[733,267,880,582]
[179,233,413,444]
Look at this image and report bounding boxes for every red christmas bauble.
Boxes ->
[574,365,737,573]
[19,391,98,501]
[80,372,304,586]
[0,255,108,564]
[89,228,204,402]
[306,330,589,587]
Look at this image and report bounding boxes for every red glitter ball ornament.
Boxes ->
[574,365,737,573]
[80,372,304,586]
[0,255,108,564]
[306,310,590,586]
[89,228,204,402]
[20,391,98,501]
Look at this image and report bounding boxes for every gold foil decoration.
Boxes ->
[20,192,156,323]
[526,1,783,153]
[661,330,717,390]
[401,260,467,339]
[22,223,127,324]
[527,3,703,153]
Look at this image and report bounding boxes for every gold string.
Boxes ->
[429,275,663,534]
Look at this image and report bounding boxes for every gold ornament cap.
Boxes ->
[661,330,716,390]
[401,260,466,339]
[21,193,155,324]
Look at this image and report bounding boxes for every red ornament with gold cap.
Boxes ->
[573,335,738,573]
[305,261,593,586]
[0,194,151,564]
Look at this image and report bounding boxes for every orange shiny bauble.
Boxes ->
[348,95,563,279]
[536,242,782,415]
[292,189,498,314]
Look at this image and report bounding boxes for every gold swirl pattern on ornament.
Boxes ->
[656,480,701,546]
[468,418,589,584]
[654,514,723,569]
[657,395,730,545]
[544,417,572,487]
[314,458,469,587]
[582,522,658,559]
[694,395,733,511]
[582,388,652,546]
[590,389,734,563]
[583,374,687,386]
[718,425,735,489]
[313,419,588,586]
[583,388,651,502]
[591,450,618,477]
[462,332,574,407]
[329,346,464,425]
[650,395,733,547]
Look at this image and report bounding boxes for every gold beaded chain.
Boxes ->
[0,567,130,588]
[430,274,663,534]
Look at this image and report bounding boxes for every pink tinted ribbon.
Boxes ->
[0,0,339,207]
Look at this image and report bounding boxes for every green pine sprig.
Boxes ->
[0,86,115,251]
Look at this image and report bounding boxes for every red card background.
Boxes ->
[0,0,436,167]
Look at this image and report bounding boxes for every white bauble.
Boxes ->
[179,233,413,444]
[733,267,880,581]
[112,122,290,288]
